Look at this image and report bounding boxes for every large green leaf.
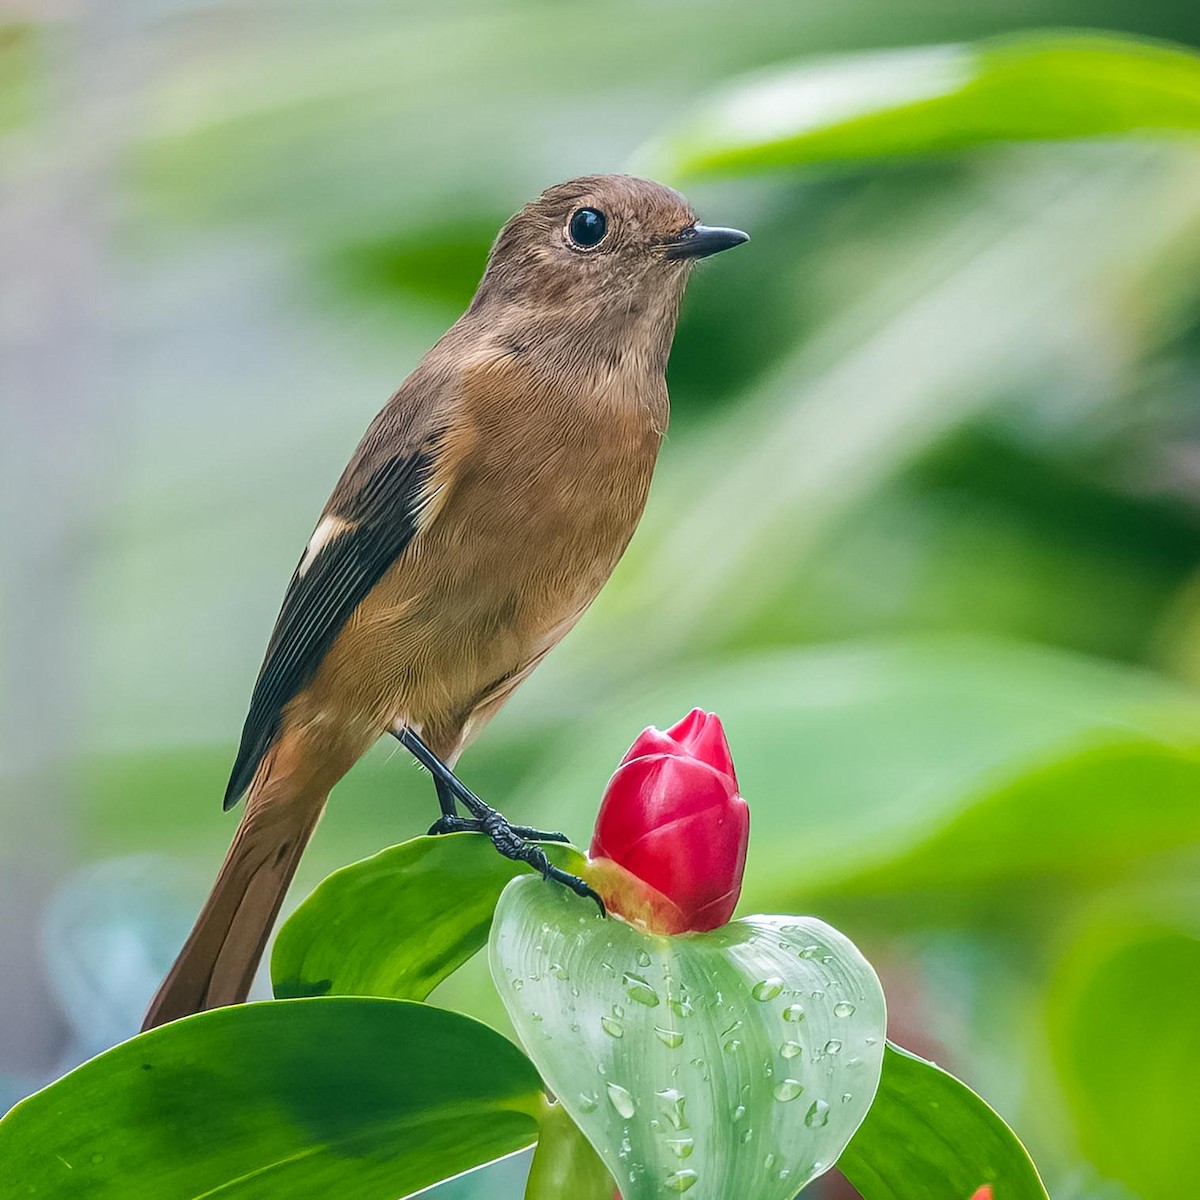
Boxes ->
[637,32,1200,180]
[490,877,886,1200]
[0,998,543,1199]
[272,833,584,1001]
[1047,920,1200,1200]
[840,1043,1047,1199]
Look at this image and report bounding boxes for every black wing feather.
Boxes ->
[223,447,438,808]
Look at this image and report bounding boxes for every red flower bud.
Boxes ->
[970,1189,993,1200]
[589,710,749,934]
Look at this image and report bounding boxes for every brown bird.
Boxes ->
[143,174,748,1030]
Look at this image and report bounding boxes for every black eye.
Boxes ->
[568,207,607,248]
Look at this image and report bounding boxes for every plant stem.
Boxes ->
[524,1099,614,1200]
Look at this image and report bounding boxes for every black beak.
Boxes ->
[665,223,750,261]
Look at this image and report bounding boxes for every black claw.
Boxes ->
[545,866,607,917]
[509,825,571,843]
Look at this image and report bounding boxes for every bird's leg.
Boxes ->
[394,726,604,913]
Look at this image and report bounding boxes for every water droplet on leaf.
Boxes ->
[773,1079,804,1102]
[824,1039,843,1055]
[606,1083,636,1119]
[623,972,659,1007]
[654,1026,684,1049]
[752,977,784,1001]
[782,1004,805,1022]
[780,1040,803,1059]
[601,1015,624,1038]
[834,1001,856,1017]
[664,1169,698,1193]
[806,1098,831,1128]
[656,1088,688,1130]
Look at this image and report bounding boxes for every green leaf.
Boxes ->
[272,833,584,1000]
[840,1042,1047,1199]
[0,998,543,1199]
[637,32,1200,180]
[1048,921,1200,1200]
[490,877,886,1200]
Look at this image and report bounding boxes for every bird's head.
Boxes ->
[471,174,747,368]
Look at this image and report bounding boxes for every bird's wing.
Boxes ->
[223,411,444,809]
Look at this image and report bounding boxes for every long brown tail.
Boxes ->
[142,768,328,1031]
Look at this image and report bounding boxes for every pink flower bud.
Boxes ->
[589,710,749,934]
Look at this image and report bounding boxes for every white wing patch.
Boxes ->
[299,515,353,577]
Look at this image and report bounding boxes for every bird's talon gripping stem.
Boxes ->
[398,725,600,912]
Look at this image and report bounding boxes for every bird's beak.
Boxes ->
[664,223,750,260]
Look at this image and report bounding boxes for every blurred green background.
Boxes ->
[3,2,1200,1198]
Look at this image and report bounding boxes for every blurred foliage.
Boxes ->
[4,1,1200,1197]
[636,33,1200,180]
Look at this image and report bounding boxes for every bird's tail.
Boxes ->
[142,753,328,1031]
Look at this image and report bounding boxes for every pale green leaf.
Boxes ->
[490,877,886,1200]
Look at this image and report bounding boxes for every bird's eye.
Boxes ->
[567,207,608,249]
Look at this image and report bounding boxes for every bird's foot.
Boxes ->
[396,725,603,914]
[433,806,603,914]
[427,814,570,843]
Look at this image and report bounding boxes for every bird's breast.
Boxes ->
[324,360,665,733]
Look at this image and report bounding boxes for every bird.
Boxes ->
[142,174,748,1030]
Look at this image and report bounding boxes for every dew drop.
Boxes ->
[612,1004,626,1019]
[780,1040,803,1059]
[664,1169,698,1193]
[764,1153,776,1171]
[601,1015,624,1039]
[578,1091,598,1113]
[654,1026,684,1049]
[841,1092,853,1104]
[805,1098,831,1128]
[606,1082,636,1119]
[773,1079,804,1102]
[798,944,820,959]
[752,977,784,1002]
[723,1039,742,1055]
[666,1136,694,1159]
[834,1001,856,1017]
[731,1104,746,1123]
[549,963,569,981]
[656,1087,688,1130]
[512,979,524,991]
[824,1039,843,1055]
[782,1004,805,1022]
[667,996,694,1019]
[530,1012,543,1023]
[623,973,660,1007]
[637,949,652,967]
[740,1128,753,1145]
